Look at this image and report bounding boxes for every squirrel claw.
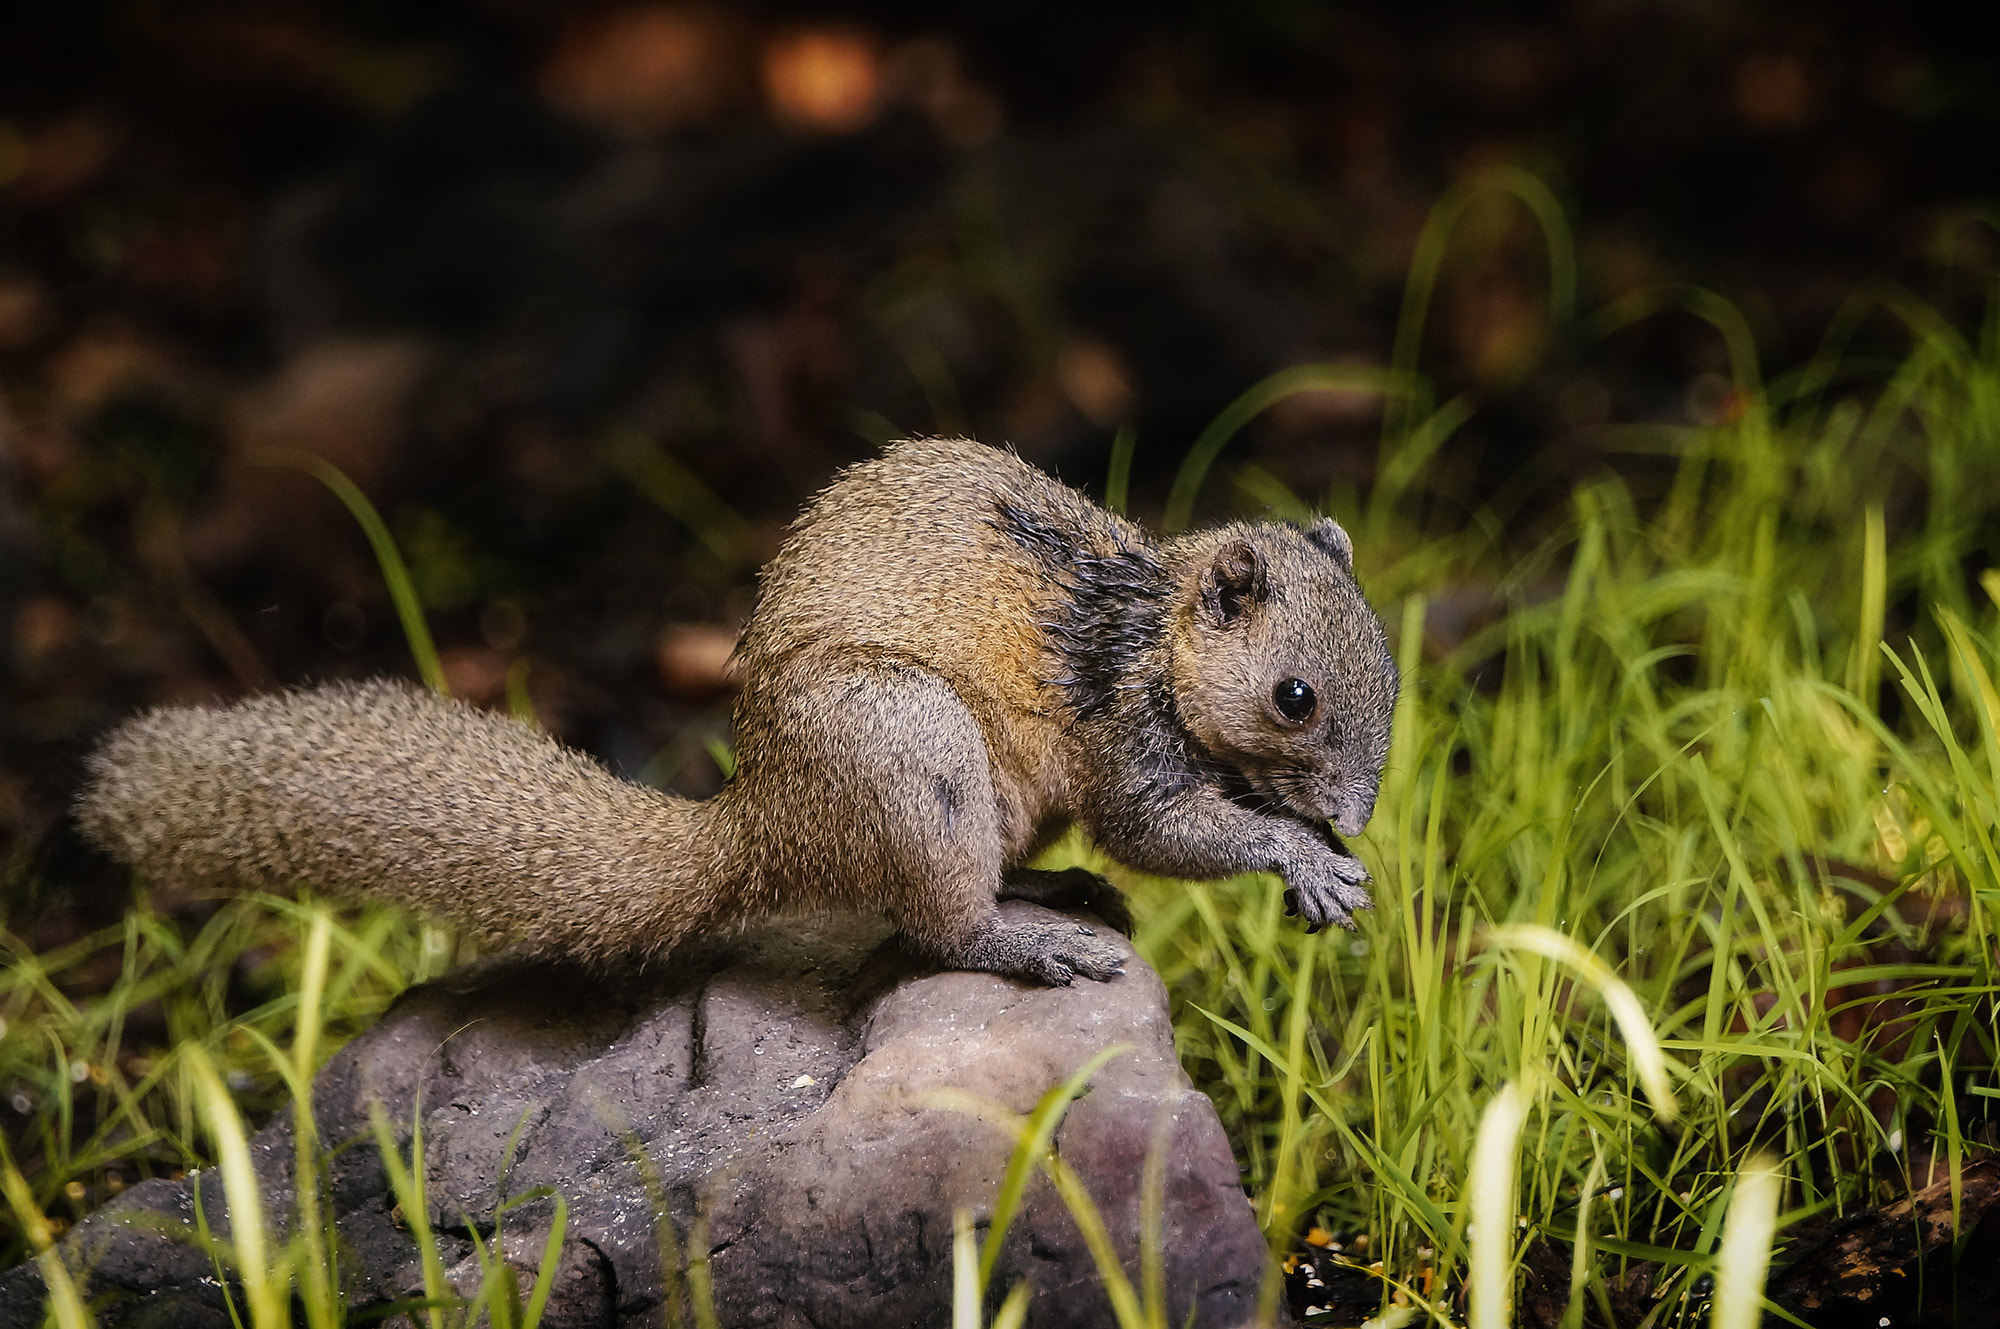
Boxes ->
[1285,871,1368,933]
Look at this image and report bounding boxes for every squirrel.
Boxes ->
[76,438,1398,985]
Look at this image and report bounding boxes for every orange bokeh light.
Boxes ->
[763,29,881,134]
[541,6,743,137]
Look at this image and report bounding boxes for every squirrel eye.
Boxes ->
[1272,677,1317,723]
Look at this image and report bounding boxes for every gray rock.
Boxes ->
[0,904,1275,1327]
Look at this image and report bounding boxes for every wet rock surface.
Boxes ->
[0,903,1274,1327]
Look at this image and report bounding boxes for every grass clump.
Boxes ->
[0,897,447,1268]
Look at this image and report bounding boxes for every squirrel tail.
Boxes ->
[76,679,752,967]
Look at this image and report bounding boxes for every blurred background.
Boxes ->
[4,0,1998,939]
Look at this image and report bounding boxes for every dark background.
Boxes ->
[5,0,1998,937]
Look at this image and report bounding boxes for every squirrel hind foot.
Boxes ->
[934,905,1129,986]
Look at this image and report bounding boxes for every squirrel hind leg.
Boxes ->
[743,662,1124,986]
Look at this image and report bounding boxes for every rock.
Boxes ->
[1,903,1275,1327]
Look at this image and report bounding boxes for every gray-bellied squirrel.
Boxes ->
[77,438,1398,985]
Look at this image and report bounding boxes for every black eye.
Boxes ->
[1272,677,1317,723]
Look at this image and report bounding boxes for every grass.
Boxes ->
[5,174,2000,1324]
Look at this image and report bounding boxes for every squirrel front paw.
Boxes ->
[1278,832,1373,933]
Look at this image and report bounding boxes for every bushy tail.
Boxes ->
[77,680,746,966]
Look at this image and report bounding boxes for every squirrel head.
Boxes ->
[1168,517,1397,838]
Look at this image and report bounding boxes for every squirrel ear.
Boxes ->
[1305,517,1354,571]
[1199,539,1268,626]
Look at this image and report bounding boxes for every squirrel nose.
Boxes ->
[1332,789,1376,837]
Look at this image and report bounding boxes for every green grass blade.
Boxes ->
[520,1189,570,1329]
[184,1044,286,1329]
[976,1044,1132,1290]
[1044,1154,1148,1329]
[1711,1156,1781,1329]
[1467,1080,1530,1329]
[1104,422,1136,516]
[1164,364,1410,532]
[368,1101,449,1329]
[953,1206,980,1329]
[1487,924,1679,1122]
[254,447,447,695]
[0,1133,91,1329]
[607,430,756,567]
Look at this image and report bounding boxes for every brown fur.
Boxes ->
[77,438,1398,983]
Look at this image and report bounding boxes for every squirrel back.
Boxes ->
[741,436,1138,711]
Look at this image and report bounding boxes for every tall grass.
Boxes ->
[0,896,443,1264]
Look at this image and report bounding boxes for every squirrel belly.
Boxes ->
[76,679,752,968]
[76,438,1400,984]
